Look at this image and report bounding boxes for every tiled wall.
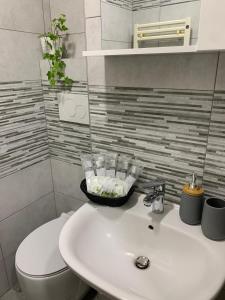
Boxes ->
[43,81,90,165]
[41,1,225,298]
[0,0,91,297]
[133,0,201,46]
[203,55,225,199]
[89,86,213,202]
[85,0,133,50]
[0,81,49,178]
[133,0,200,10]
[0,0,55,296]
[40,53,225,206]
[101,1,133,49]
[43,2,225,207]
[0,0,224,299]
[103,0,133,10]
[41,1,91,217]
[95,0,201,49]
[86,52,225,204]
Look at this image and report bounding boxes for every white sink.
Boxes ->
[59,194,225,300]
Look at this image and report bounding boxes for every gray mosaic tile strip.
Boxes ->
[103,0,133,10]
[0,123,49,179]
[0,81,49,178]
[89,86,213,202]
[133,0,160,10]
[203,91,225,199]
[0,81,46,132]
[42,81,91,166]
[160,0,199,6]
[133,0,199,10]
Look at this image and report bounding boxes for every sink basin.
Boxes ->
[59,195,225,300]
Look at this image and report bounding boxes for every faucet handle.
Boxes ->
[142,179,166,213]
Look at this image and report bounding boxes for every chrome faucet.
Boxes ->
[141,180,166,214]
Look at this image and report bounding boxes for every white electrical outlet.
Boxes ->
[58,93,90,125]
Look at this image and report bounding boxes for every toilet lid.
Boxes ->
[16,212,74,277]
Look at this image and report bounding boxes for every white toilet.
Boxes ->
[15,212,88,300]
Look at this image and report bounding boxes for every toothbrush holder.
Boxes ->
[201,197,225,241]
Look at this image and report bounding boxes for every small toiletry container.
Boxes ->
[179,173,204,225]
[201,197,225,241]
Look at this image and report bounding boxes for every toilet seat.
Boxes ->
[16,264,68,279]
[16,212,74,278]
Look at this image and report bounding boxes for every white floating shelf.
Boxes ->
[83,46,198,57]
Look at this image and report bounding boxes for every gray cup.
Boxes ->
[201,197,225,241]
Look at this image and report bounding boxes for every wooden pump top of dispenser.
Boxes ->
[183,173,204,197]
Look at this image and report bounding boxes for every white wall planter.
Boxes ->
[40,37,55,54]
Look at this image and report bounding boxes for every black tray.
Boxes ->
[80,179,135,207]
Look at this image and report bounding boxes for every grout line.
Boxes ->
[202,52,221,185]
[0,249,10,296]
[83,0,93,155]
[55,190,86,204]
[0,190,54,224]
[41,0,46,33]
[102,38,131,44]
[0,27,41,35]
[43,110,57,215]
[49,157,58,216]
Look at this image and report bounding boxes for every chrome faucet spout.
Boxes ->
[141,180,166,214]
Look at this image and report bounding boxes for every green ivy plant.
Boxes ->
[41,14,73,87]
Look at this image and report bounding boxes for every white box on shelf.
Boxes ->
[58,92,90,125]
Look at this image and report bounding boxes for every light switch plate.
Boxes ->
[58,92,90,125]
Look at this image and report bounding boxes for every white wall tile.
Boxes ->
[0,30,42,82]
[23,159,53,204]
[133,7,160,25]
[86,17,102,51]
[215,52,225,91]
[4,254,16,289]
[0,0,44,33]
[0,207,33,257]
[51,159,88,201]
[42,0,52,33]
[62,33,86,58]
[50,0,85,34]
[55,192,85,216]
[1,193,56,288]
[0,248,3,262]
[40,58,87,82]
[102,40,131,50]
[102,2,132,43]
[0,259,9,297]
[27,192,56,231]
[101,53,218,90]
[0,159,53,222]
[65,58,87,81]
[85,0,101,18]
[0,289,25,300]
[0,172,30,223]
[87,53,218,90]
[87,57,106,86]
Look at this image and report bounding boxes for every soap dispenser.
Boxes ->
[179,173,204,225]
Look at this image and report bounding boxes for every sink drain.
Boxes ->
[135,256,150,270]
